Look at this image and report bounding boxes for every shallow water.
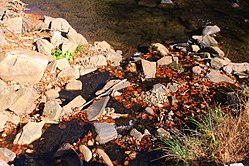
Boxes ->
[23,0,249,62]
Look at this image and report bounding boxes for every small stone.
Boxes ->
[151,43,169,55]
[87,140,94,146]
[130,128,143,141]
[141,59,156,79]
[63,95,86,115]
[153,83,169,94]
[94,122,117,144]
[36,38,54,55]
[192,66,202,75]
[79,145,92,162]
[25,149,34,154]
[45,89,60,99]
[13,121,45,145]
[0,148,16,162]
[106,49,122,66]
[167,83,178,93]
[58,66,80,80]
[65,80,82,91]
[145,107,155,115]
[157,56,172,66]
[191,45,200,52]
[96,148,114,166]
[43,100,62,121]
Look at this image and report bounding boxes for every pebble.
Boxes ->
[79,145,92,162]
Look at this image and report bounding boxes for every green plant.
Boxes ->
[51,48,73,61]
[75,44,87,53]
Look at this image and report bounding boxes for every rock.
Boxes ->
[0,111,20,128]
[65,80,82,91]
[0,30,5,48]
[50,18,71,32]
[89,55,107,66]
[54,143,83,166]
[79,67,97,76]
[43,100,62,121]
[151,43,169,55]
[44,16,55,29]
[192,35,218,48]
[207,69,235,84]
[61,39,78,54]
[63,95,86,115]
[172,56,179,64]
[0,49,49,84]
[210,46,225,57]
[0,88,15,112]
[86,96,110,121]
[191,45,200,52]
[141,59,156,79]
[94,122,117,144]
[47,58,71,72]
[167,83,178,93]
[94,41,112,51]
[58,66,80,80]
[79,145,92,162]
[13,121,45,145]
[0,114,8,132]
[224,63,249,75]
[138,0,160,7]
[192,66,202,75]
[130,128,143,141]
[157,56,172,66]
[106,50,122,66]
[161,0,173,4]
[50,31,63,47]
[0,148,16,162]
[0,159,9,166]
[203,25,220,35]
[36,38,54,55]
[45,89,60,99]
[145,107,155,115]
[9,86,36,115]
[153,83,169,94]
[157,128,171,138]
[67,28,88,46]
[96,148,114,166]
[4,17,22,33]
[211,57,231,69]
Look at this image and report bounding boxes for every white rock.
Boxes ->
[94,122,117,144]
[50,31,63,47]
[62,95,86,115]
[211,57,231,69]
[65,80,82,91]
[96,148,114,166]
[67,28,88,46]
[141,59,156,79]
[58,66,80,80]
[192,35,218,47]
[36,38,54,55]
[152,43,169,55]
[106,50,122,66]
[0,30,5,48]
[0,114,8,132]
[210,46,225,57]
[157,56,172,66]
[13,121,45,145]
[191,45,200,52]
[50,18,71,32]
[61,39,78,54]
[0,49,49,84]
[79,145,92,162]
[4,17,23,34]
[157,128,171,138]
[203,25,220,35]
[0,159,9,166]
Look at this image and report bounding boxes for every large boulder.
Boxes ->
[0,49,50,84]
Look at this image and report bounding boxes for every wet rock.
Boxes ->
[4,17,22,34]
[207,69,235,84]
[67,28,88,46]
[157,56,172,66]
[54,143,83,166]
[63,95,86,115]
[58,66,80,80]
[86,96,110,121]
[50,31,63,47]
[157,128,171,138]
[0,148,16,162]
[65,80,82,91]
[138,0,160,7]
[36,38,54,55]
[141,59,156,79]
[94,122,117,144]
[9,86,36,115]
[192,66,202,75]
[211,57,231,70]
[151,43,169,55]
[0,49,49,84]
[130,128,143,141]
[210,46,225,57]
[79,67,97,76]
[145,107,155,115]
[89,55,107,66]
[43,100,62,121]
[45,89,60,99]
[96,148,114,166]
[202,25,220,35]
[79,145,92,162]
[13,121,45,145]
[50,18,71,32]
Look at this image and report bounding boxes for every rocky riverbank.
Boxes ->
[0,0,248,166]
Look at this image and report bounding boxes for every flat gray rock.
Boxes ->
[94,122,117,144]
[0,49,49,84]
[63,95,86,115]
[86,96,110,121]
[141,59,156,79]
